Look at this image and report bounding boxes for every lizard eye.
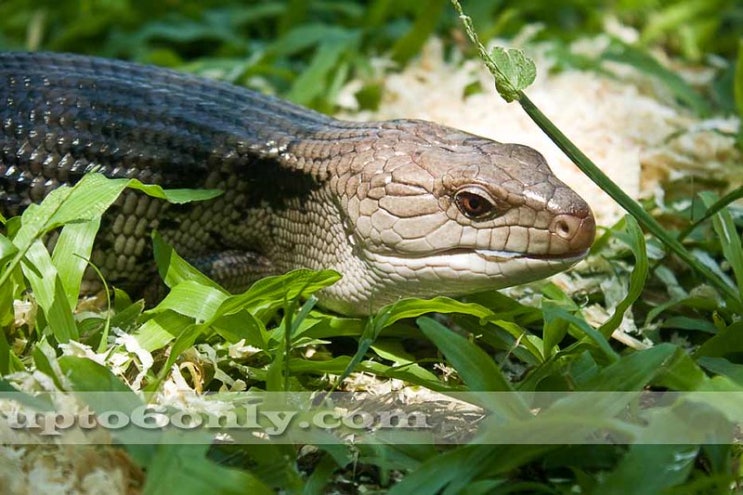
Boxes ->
[454,187,498,220]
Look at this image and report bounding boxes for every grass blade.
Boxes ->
[602,39,710,115]
[596,445,698,495]
[517,94,739,309]
[51,218,101,309]
[416,316,515,393]
[700,191,743,298]
[598,216,649,338]
[22,240,78,342]
[143,444,274,495]
[450,0,742,310]
[152,230,225,291]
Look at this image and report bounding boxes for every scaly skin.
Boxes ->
[0,52,595,315]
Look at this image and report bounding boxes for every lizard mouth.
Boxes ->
[379,247,590,264]
[474,248,590,263]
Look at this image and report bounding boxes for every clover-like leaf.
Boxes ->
[489,47,537,101]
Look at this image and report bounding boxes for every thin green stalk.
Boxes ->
[516,95,739,305]
[450,0,741,308]
[677,186,743,243]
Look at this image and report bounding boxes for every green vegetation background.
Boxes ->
[1,0,740,113]
[2,1,743,494]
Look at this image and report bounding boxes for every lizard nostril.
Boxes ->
[549,212,596,254]
[554,218,571,238]
[550,215,580,241]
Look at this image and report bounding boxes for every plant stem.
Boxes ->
[518,94,740,305]
[450,0,741,308]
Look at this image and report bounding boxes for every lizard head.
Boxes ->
[323,120,595,315]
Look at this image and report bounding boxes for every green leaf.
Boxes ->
[676,186,743,243]
[542,314,568,359]
[541,285,573,358]
[152,230,225,291]
[302,453,340,495]
[21,240,78,343]
[698,357,743,385]
[287,33,358,105]
[0,379,52,410]
[60,355,133,393]
[602,39,710,116]
[652,349,708,390]
[390,0,446,64]
[127,180,223,204]
[388,445,551,495]
[51,218,101,309]
[694,320,743,359]
[596,445,698,495]
[333,298,462,386]
[416,316,515,393]
[264,23,339,58]
[736,39,743,135]
[371,340,417,365]
[160,322,204,377]
[700,191,743,299]
[0,233,18,266]
[598,216,648,338]
[542,302,618,363]
[134,310,195,352]
[580,344,678,391]
[489,46,537,99]
[450,0,536,103]
[286,356,444,390]
[212,310,267,347]
[143,444,274,495]
[58,356,157,463]
[217,269,340,318]
[12,184,74,248]
[291,313,363,340]
[376,296,497,327]
[152,280,228,322]
[0,327,23,375]
[32,340,65,389]
[46,175,129,227]
[109,298,145,331]
[266,295,318,391]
